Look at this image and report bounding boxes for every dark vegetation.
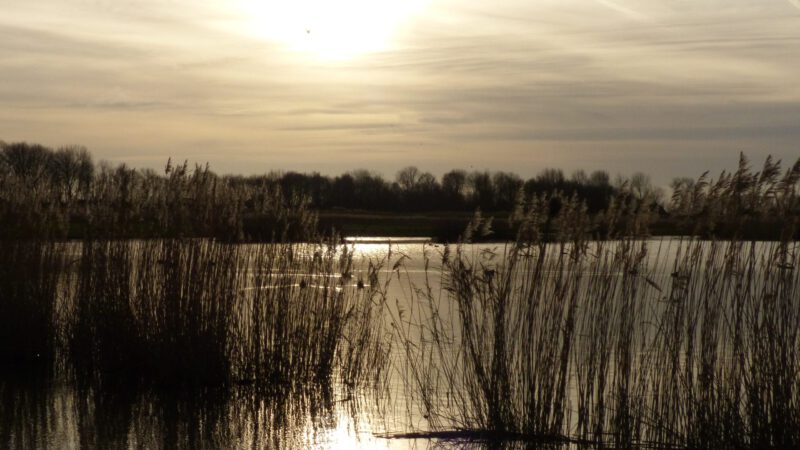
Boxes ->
[1,141,660,241]
[0,375,363,449]
[0,142,316,241]
[0,143,395,447]
[0,137,799,448]
[3,140,794,241]
[393,154,800,449]
[0,239,391,387]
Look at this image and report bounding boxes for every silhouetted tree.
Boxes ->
[48,145,94,201]
[468,171,494,210]
[536,168,565,186]
[571,170,588,185]
[0,142,51,187]
[629,172,664,204]
[442,170,466,195]
[492,172,523,210]
[416,172,438,192]
[331,174,356,208]
[396,166,420,191]
[589,170,610,187]
[351,170,391,210]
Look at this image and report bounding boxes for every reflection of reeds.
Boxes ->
[0,376,358,449]
[0,376,58,449]
[396,157,800,448]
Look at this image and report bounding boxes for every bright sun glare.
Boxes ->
[240,0,428,60]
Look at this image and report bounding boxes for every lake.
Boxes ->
[1,237,797,449]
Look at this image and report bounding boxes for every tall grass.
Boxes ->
[0,146,319,242]
[1,152,797,448]
[62,239,390,391]
[83,160,318,241]
[0,241,65,372]
[393,155,800,448]
[235,242,390,389]
[0,142,383,388]
[68,240,243,386]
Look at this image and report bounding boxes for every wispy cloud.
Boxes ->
[0,0,798,184]
[592,0,651,22]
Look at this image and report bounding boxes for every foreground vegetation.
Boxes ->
[0,148,798,448]
[1,239,390,388]
[392,154,800,448]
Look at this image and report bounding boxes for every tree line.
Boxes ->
[0,140,665,213]
[238,163,666,213]
[2,140,794,240]
[0,141,317,240]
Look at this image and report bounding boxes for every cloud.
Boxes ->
[0,0,799,185]
[592,0,652,22]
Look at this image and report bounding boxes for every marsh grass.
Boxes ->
[68,239,242,386]
[63,239,391,392]
[393,155,800,449]
[0,376,58,449]
[0,241,65,373]
[0,237,390,413]
[234,241,391,390]
[0,149,359,393]
[0,145,319,242]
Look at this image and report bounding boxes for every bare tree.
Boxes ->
[589,170,610,187]
[468,171,494,208]
[442,170,467,196]
[396,166,420,191]
[416,172,439,192]
[571,169,588,185]
[493,171,523,209]
[49,145,94,201]
[536,168,565,185]
[630,172,661,202]
[0,142,51,186]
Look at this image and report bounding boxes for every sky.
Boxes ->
[1,0,799,185]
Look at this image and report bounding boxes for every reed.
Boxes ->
[63,239,390,391]
[237,242,385,391]
[0,143,318,242]
[67,239,242,386]
[394,155,800,449]
[0,241,65,372]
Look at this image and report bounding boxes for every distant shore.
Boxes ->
[319,209,796,242]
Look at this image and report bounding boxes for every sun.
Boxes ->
[239,0,428,60]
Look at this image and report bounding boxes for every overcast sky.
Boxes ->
[1,0,799,185]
